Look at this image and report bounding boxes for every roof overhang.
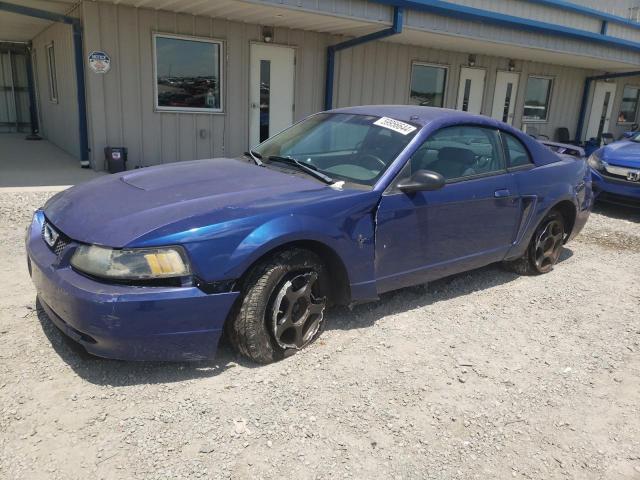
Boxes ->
[0,0,78,42]
[2,0,640,71]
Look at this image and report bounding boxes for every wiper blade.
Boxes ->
[268,155,334,184]
[244,149,264,166]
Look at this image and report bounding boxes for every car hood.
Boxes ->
[601,140,640,168]
[44,158,361,247]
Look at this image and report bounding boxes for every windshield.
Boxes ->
[253,113,419,186]
[631,132,640,143]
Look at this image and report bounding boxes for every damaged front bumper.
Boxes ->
[26,211,238,361]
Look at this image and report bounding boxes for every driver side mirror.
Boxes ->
[397,170,445,193]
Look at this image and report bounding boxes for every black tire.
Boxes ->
[503,209,566,275]
[227,249,328,364]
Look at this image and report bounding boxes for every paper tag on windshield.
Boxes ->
[373,117,417,135]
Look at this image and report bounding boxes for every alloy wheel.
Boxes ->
[533,218,564,271]
[271,272,326,350]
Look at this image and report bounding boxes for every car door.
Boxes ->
[375,125,521,293]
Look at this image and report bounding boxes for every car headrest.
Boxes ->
[437,147,475,165]
[435,147,476,178]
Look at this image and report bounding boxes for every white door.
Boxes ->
[456,67,485,114]
[491,71,519,125]
[249,43,295,147]
[585,81,617,141]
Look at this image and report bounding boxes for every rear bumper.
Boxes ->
[27,212,239,361]
[591,170,640,206]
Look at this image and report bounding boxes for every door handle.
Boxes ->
[494,189,511,198]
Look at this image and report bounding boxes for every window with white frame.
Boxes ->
[153,33,223,112]
[523,76,553,121]
[618,85,640,124]
[409,63,447,108]
[46,43,58,103]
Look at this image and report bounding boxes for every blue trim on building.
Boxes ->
[0,1,77,24]
[324,7,404,110]
[0,1,90,164]
[371,0,640,52]
[72,23,90,166]
[576,70,640,141]
[527,0,640,30]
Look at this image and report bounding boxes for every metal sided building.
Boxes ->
[1,0,640,171]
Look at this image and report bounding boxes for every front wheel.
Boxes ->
[227,249,327,364]
[503,209,565,275]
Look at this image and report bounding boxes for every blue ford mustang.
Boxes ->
[26,106,592,363]
[588,132,640,206]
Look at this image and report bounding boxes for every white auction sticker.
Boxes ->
[373,117,417,135]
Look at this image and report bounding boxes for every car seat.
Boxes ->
[430,147,475,179]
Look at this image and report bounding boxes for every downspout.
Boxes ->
[72,21,90,168]
[324,6,404,111]
[575,70,640,141]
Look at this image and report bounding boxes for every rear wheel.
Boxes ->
[503,209,565,275]
[227,249,327,364]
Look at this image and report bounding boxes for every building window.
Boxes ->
[523,76,553,121]
[46,43,58,103]
[618,85,640,124]
[409,63,447,108]
[153,33,223,113]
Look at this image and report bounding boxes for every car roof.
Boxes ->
[329,105,485,127]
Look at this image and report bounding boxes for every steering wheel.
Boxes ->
[358,153,386,171]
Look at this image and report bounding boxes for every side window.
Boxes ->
[502,132,532,167]
[409,126,505,181]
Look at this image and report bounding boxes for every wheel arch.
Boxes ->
[235,239,352,306]
[549,199,577,240]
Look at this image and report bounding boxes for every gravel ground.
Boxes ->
[1,191,639,480]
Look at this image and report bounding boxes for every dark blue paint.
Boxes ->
[27,106,592,361]
[591,140,640,203]
[324,7,403,110]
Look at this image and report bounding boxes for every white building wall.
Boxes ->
[31,19,80,158]
[79,1,640,169]
[81,1,336,168]
[331,39,599,140]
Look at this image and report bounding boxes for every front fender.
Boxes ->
[224,213,374,286]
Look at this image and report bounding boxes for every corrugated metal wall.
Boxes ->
[252,0,640,64]
[80,1,639,168]
[332,39,599,139]
[32,20,80,158]
[404,9,640,67]
[82,1,335,168]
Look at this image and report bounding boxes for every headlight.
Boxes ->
[70,245,190,280]
[587,151,606,171]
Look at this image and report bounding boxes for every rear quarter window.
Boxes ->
[502,132,533,168]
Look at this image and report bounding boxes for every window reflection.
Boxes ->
[523,76,552,121]
[155,35,222,111]
[409,64,447,108]
[618,85,640,124]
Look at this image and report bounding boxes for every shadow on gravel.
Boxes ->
[593,202,640,223]
[34,250,573,384]
[35,301,255,387]
[327,250,573,332]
